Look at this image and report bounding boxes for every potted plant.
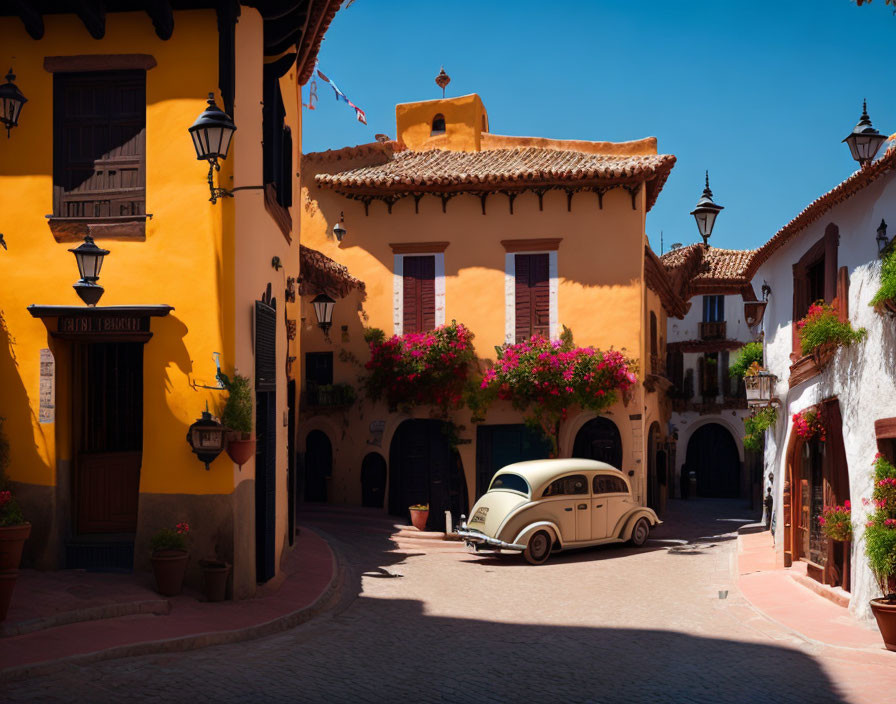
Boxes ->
[871,246,896,317]
[819,502,852,542]
[796,301,866,368]
[150,522,190,597]
[198,558,231,602]
[409,504,430,531]
[792,409,826,442]
[865,454,896,650]
[222,373,255,466]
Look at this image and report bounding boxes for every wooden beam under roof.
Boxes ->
[75,0,106,39]
[8,0,44,39]
[145,0,174,40]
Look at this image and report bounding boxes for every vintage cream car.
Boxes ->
[456,459,661,564]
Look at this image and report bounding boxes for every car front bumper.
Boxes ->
[455,523,526,552]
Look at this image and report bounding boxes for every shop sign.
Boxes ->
[58,315,149,336]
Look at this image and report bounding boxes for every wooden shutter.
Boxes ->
[54,71,146,218]
[255,300,277,392]
[792,262,809,359]
[515,253,549,342]
[403,256,436,333]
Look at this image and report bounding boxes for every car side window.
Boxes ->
[543,474,589,497]
[593,475,629,495]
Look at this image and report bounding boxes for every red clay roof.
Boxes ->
[315,148,676,212]
[747,143,896,277]
[296,0,343,85]
[660,244,755,300]
[299,245,365,299]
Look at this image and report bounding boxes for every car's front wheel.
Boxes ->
[523,530,552,565]
[630,517,650,547]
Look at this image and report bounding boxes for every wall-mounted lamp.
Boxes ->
[69,235,109,306]
[843,100,886,167]
[311,293,335,334]
[186,406,225,470]
[877,219,889,257]
[271,256,282,271]
[333,212,347,242]
[0,68,26,138]
[761,282,772,301]
[188,93,237,204]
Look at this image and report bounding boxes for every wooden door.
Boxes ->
[686,423,740,498]
[255,299,277,583]
[75,343,142,534]
[573,418,623,469]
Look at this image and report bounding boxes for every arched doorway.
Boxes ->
[361,453,387,508]
[573,417,623,468]
[686,423,740,498]
[304,430,331,503]
[388,420,468,530]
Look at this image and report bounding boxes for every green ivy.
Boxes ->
[729,342,763,378]
[743,406,777,452]
[871,246,896,311]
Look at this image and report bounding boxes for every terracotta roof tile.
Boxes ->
[315,148,676,212]
[299,245,365,299]
[661,244,755,283]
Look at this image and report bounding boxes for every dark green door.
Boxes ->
[476,424,551,497]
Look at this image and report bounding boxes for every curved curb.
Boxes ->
[1,599,171,638]
[1,534,345,683]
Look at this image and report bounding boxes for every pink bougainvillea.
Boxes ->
[479,334,637,454]
[792,409,826,441]
[818,502,851,541]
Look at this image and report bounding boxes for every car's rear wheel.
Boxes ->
[630,517,650,547]
[524,530,552,565]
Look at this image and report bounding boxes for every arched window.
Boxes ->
[431,113,446,135]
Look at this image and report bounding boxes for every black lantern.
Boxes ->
[843,100,887,167]
[188,93,237,204]
[186,408,225,470]
[333,212,346,242]
[877,219,889,257]
[311,293,335,334]
[0,68,26,138]
[690,171,724,246]
[69,235,109,306]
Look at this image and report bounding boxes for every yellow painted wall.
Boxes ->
[396,94,488,151]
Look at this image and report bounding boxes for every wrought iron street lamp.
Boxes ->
[69,235,109,306]
[843,100,886,167]
[877,219,890,257]
[0,68,27,137]
[746,370,778,408]
[186,407,225,470]
[333,212,346,242]
[188,93,237,204]
[690,171,723,247]
[311,293,335,334]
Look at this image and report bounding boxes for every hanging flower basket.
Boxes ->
[818,502,852,542]
[226,431,256,466]
[792,409,825,442]
[797,301,866,365]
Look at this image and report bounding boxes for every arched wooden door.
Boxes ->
[686,423,740,498]
[573,418,623,469]
[304,430,331,503]
[361,453,387,508]
[388,420,468,530]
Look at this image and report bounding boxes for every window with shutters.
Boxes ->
[53,70,146,223]
[699,352,719,398]
[703,295,725,322]
[402,255,436,333]
[262,67,293,239]
[514,253,550,342]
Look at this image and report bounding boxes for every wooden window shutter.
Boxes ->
[403,256,435,333]
[255,300,277,392]
[835,265,849,323]
[792,263,809,359]
[279,126,293,208]
[515,253,550,342]
[54,71,146,218]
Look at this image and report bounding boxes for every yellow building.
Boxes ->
[298,91,687,527]
[0,1,340,597]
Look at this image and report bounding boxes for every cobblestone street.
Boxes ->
[4,499,892,704]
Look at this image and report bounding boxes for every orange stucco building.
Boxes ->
[298,91,687,526]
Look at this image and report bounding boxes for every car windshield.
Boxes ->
[489,473,530,495]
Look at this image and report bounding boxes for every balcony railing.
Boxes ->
[698,321,727,340]
[301,383,356,410]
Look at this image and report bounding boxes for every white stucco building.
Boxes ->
[660,245,761,504]
[750,143,896,618]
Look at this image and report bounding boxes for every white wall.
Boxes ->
[757,171,896,619]
[668,292,754,343]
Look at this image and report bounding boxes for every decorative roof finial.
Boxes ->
[703,171,713,198]
[435,66,450,98]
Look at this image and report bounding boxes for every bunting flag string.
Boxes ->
[313,63,367,125]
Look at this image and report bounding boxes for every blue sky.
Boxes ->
[303,0,896,252]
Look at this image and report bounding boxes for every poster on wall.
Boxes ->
[39,348,55,423]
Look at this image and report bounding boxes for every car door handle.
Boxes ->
[564,507,573,512]
[594,504,603,508]
[578,504,587,510]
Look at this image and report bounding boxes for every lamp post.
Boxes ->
[690,171,723,247]
[69,235,109,306]
[311,293,335,335]
[877,219,889,257]
[0,68,26,137]
[843,100,886,167]
[188,93,237,204]
[333,212,346,242]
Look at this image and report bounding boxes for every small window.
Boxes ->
[594,475,628,495]
[431,113,446,135]
[305,352,333,386]
[703,295,724,322]
[489,473,530,495]
[481,114,487,132]
[542,474,589,497]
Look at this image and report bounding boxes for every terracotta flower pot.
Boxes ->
[151,550,189,596]
[0,569,19,622]
[0,523,31,571]
[811,342,838,370]
[226,432,256,467]
[409,508,429,531]
[871,598,896,652]
[199,559,231,602]
[877,298,896,318]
